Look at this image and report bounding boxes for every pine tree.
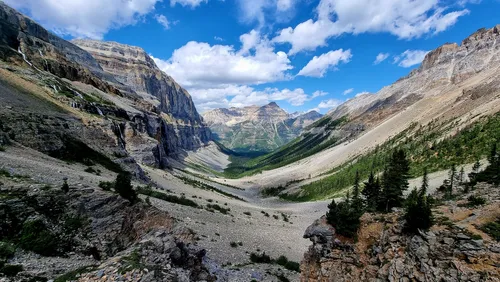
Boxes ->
[468,160,481,189]
[404,169,433,234]
[379,150,410,212]
[459,167,465,184]
[448,164,457,198]
[325,190,362,238]
[115,172,137,204]
[420,168,429,198]
[362,171,380,211]
[352,171,364,213]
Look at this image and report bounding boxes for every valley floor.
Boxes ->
[0,142,475,271]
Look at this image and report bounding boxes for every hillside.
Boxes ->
[203,103,322,153]
[213,25,500,196]
[0,2,210,174]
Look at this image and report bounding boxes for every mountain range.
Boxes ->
[0,2,499,281]
[203,103,322,153]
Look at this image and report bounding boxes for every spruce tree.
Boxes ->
[379,150,410,212]
[115,172,137,204]
[352,171,364,213]
[448,164,457,198]
[362,171,380,211]
[404,169,433,233]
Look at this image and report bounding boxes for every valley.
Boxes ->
[0,2,499,281]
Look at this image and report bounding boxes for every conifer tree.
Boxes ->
[351,171,364,213]
[404,168,433,233]
[115,172,137,204]
[362,171,380,211]
[379,150,410,212]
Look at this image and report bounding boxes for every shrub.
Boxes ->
[275,255,300,272]
[0,146,5,152]
[54,266,95,282]
[249,252,271,264]
[206,204,230,214]
[115,172,137,204]
[18,220,59,256]
[230,242,238,248]
[84,167,101,175]
[0,169,11,177]
[326,196,362,238]
[98,181,113,191]
[243,211,251,216]
[0,264,23,277]
[137,188,199,208]
[404,188,433,234]
[467,195,486,207]
[61,180,69,193]
[0,242,15,260]
[480,219,500,241]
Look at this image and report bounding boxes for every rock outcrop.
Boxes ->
[0,2,211,171]
[300,184,500,282]
[203,102,322,153]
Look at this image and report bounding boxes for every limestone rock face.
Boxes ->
[326,25,500,123]
[0,2,211,170]
[203,102,322,153]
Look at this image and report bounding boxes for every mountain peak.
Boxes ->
[267,102,279,108]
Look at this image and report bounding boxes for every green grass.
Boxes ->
[176,175,245,201]
[54,266,95,282]
[137,188,199,208]
[118,250,143,274]
[283,113,500,201]
[480,219,500,241]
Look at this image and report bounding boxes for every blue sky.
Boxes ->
[6,0,500,113]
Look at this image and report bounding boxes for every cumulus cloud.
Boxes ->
[152,31,293,89]
[4,0,162,39]
[297,49,352,77]
[343,88,354,95]
[170,0,208,8]
[274,0,469,54]
[152,29,331,111]
[374,53,390,65]
[190,85,325,112]
[318,99,342,109]
[394,50,430,67]
[155,14,171,29]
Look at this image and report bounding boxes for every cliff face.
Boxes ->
[0,2,210,171]
[300,184,500,282]
[203,102,322,153]
[326,25,500,124]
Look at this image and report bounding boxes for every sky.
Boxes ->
[5,0,500,114]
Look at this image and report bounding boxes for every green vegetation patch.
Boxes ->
[223,116,347,178]
[480,219,500,241]
[137,187,199,208]
[249,253,300,272]
[54,266,96,282]
[285,113,500,201]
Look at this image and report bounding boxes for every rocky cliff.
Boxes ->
[0,2,210,172]
[300,184,500,281]
[203,102,322,153]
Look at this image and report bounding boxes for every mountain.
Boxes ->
[0,2,210,173]
[222,25,500,195]
[203,103,322,153]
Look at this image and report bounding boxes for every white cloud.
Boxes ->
[374,53,390,65]
[190,85,324,112]
[318,99,342,109]
[274,0,469,54]
[298,49,352,77]
[236,0,299,27]
[152,30,293,89]
[4,0,162,39]
[343,88,354,95]
[394,50,430,68]
[214,36,224,41]
[155,14,170,29]
[170,0,208,8]
[312,90,328,99]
